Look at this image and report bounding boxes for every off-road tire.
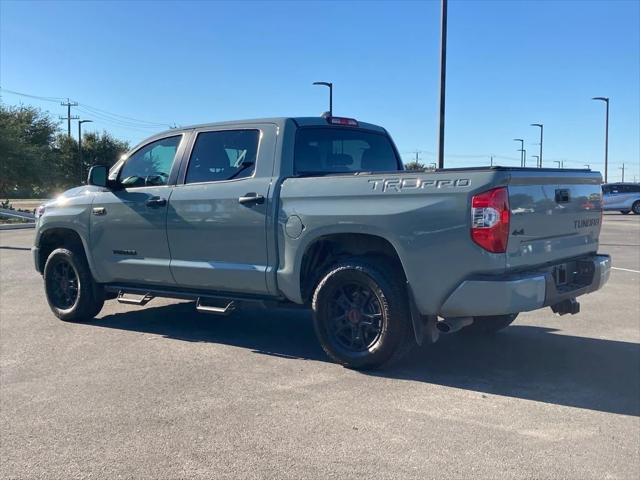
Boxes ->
[312,260,413,370]
[44,248,104,322]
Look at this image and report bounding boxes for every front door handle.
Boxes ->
[238,193,265,205]
[145,196,167,208]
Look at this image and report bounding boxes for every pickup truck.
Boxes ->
[33,116,611,369]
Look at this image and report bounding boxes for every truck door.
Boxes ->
[90,134,185,285]
[166,126,276,295]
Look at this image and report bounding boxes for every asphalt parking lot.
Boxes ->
[1,214,639,479]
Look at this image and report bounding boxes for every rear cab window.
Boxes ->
[294,127,402,175]
[185,129,260,184]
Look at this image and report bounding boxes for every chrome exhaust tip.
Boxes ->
[436,316,474,334]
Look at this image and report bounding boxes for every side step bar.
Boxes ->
[117,291,154,306]
[105,284,287,312]
[195,298,236,315]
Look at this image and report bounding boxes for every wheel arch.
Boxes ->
[37,227,91,274]
[297,232,407,304]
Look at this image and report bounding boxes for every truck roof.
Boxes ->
[157,117,388,137]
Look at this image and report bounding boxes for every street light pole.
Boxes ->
[437,0,448,169]
[78,119,93,183]
[620,163,625,182]
[313,82,333,117]
[514,138,524,167]
[523,149,527,167]
[592,97,609,183]
[530,123,543,167]
[531,155,539,167]
[584,164,590,169]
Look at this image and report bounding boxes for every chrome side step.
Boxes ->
[195,297,236,315]
[117,291,154,306]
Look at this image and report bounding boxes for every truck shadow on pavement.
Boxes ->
[94,302,640,417]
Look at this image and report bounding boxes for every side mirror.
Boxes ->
[87,165,108,187]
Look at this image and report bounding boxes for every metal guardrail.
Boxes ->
[0,208,36,230]
[0,208,36,220]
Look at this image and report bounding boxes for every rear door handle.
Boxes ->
[145,196,167,208]
[238,193,265,205]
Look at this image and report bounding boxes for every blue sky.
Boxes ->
[1,0,638,181]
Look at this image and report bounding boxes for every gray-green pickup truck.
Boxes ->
[33,116,611,369]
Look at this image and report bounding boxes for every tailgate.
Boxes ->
[506,170,603,269]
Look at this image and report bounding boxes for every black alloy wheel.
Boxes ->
[327,282,384,352]
[48,259,79,309]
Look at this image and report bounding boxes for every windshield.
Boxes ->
[294,127,401,175]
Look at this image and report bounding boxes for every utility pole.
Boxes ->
[437,0,448,169]
[592,97,610,183]
[514,138,524,167]
[78,119,93,183]
[60,98,79,137]
[490,155,494,167]
[620,163,625,182]
[523,149,527,167]
[531,155,539,167]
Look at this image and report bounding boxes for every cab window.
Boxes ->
[185,130,260,184]
[294,128,401,175]
[119,135,181,188]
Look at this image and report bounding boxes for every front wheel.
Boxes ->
[632,201,640,215]
[44,248,104,322]
[465,313,518,334]
[312,260,413,370]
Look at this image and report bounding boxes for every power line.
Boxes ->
[76,102,171,127]
[75,106,161,131]
[1,87,172,129]
[0,88,65,103]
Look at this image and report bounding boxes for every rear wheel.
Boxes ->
[465,313,518,334]
[44,248,104,322]
[312,260,413,369]
[632,201,640,215]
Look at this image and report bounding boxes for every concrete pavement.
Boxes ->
[1,214,638,479]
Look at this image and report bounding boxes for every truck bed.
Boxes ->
[277,167,603,316]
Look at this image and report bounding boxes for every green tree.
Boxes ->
[404,161,425,171]
[0,104,58,197]
[50,133,80,191]
[79,131,129,182]
[0,103,130,197]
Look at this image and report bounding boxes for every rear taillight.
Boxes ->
[471,187,510,253]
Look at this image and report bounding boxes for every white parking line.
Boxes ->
[612,267,640,273]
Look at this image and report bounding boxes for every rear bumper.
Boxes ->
[438,254,611,317]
